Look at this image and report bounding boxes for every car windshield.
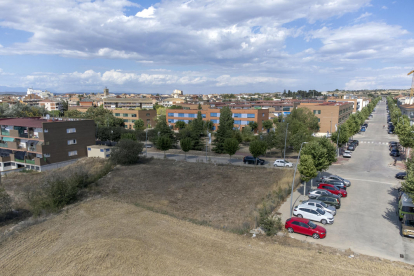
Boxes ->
[405,220,414,227]
[319,202,328,208]
[308,221,317,229]
[316,208,325,215]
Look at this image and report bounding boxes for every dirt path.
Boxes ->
[0,198,412,276]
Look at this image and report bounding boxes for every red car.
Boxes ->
[285,217,326,239]
[317,183,347,197]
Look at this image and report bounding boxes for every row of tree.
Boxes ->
[330,97,381,147]
[386,96,414,157]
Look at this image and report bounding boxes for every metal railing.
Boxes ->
[0,142,8,148]
[1,131,10,136]
[15,158,25,163]
[26,159,35,165]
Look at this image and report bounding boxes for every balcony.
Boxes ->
[15,158,25,163]
[0,142,8,148]
[0,156,11,162]
[26,159,35,165]
[9,130,19,137]
[7,141,18,149]
[1,130,10,136]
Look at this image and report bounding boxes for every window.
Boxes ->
[45,142,50,145]
[44,129,49,133]
[168,113,174,117]
[313,110,321,115]
[317,118,320,122]
[188,114,195,118]
[211,119,218,124]
[132,120,136,123]
[234,120,241,124]
[146,113,151,116]
[88,148,91,151]
[262,113,265,117]
[310,210,318,215]
[100,149,104,152]
[106,154,111,158]
[106,148,110,152]
[202,114,206,118]
[67,139,77,145]
[212,126,216,130]
[66,128,76,133]
[178,113,184,117]
[131,114,137,117]
[299,222,309,228]
[3,162,11,167]
[233,113,241,118]
[168,119,174,123]
[123,119,128,122]
[115,113,120,117]
[210,113,218,117]
[291,221,300,226]
[123,113,128,117]
[308,203,315,206]
[44,154,50,157]
[68,150,78,156]
[282,107,290,111]
[247,114,255,118]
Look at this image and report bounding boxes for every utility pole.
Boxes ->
[336,125,340,157]
[290,142,307,217]
[283,123,289,162]
[146,130,148,157]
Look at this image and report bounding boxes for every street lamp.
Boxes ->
[336,124,340,157]
[289,141,307,217]
[283,123,289,162]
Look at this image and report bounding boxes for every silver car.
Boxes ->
[308,189,340,199]
[321,175,351,187]
[300,199,336,216]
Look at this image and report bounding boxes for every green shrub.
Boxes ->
[258,204,283,236]
[110,139,143,165]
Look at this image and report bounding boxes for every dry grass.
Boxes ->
[0,198,412,276]
[96,158,300,231]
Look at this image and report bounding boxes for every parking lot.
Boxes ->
[278,101,414,264]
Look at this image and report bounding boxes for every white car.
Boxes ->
[293,205,334,225]
[299,200,336,216]
[273,159,293,167]
[343,150,351,158]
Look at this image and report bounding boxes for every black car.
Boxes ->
[347,145,355,151]
[390,150,400,157]
[390,146,399,152]
[243,156,265,165]
[389,141,398,146]
[388,129,394,134]
[396,172,407,179]
[362,124,368,128]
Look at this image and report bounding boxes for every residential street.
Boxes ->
[278,100,414,264]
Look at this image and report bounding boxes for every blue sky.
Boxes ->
[0,0,413,93]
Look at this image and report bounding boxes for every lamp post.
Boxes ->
[289,141,307,217]
[283,123,289,162]
[145,129,148,157]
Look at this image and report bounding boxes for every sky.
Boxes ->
[0,0,414,94]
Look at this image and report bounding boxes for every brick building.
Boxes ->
[297,102,353,134]
[166,109,269,132]
[0,118,95,172]
[112,109,157,129]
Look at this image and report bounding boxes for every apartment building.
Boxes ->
[0,118,95,172]
[113,109,157,129]
[39,99,62,111]
[103,98,156,109]
[166,109,269,132]
[297,102,353,134]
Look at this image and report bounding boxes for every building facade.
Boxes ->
[166,109,269,132]
[113,109,157,129]
[297,102,353,134]
[87,145,112,158]
[0,118,95,172]
[103,98,155,109]
[39,99,62,111]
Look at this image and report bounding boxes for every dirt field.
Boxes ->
[0,198,412,276]
[96,159,298,230]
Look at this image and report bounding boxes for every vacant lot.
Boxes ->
[0,198,412,276]
[97,159,299,230]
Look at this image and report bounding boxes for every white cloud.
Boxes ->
[354,12,372,22]
[136,6,155,18]
[382,6,388,9]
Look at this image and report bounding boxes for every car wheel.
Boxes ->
[312,233,320,239]
[287,227,294,233]
[244,161,247,164]
[321,219,327,225]
[297,214,303,218]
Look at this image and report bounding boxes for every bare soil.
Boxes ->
[0,198,411,276]
[96,158,299,231]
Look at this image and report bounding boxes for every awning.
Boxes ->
[2,137,15,142]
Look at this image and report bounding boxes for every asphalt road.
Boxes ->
[279,100,414,264]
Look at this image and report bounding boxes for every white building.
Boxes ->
[39,99,62,111]
[27,88,53,99]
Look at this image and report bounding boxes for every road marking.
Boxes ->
[342,177,398,185]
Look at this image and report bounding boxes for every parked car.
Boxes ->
[402,214,414,238]
[347,145,355,151]
[300,200,336,216]
[343,150,351,158]
[362,124,368,128]
[349,142,358,148]
[390,150,400,157]
[144,144,153,148]
[243,156,265,165]
[308,189,341,200]
[285,217,326,239]
[388,129,394,134]
[389,141,398,146]
[396,172,407,179]
[293,205,334,225]
[317,183,347,197]
[321,175,351,187]
[320,179,347,191]
[399,193,414,220]
[315,195,341,209]
[390,146,399,152]
[273,159,293,167]
[351,140,359,146]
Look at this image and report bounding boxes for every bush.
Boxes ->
[110,139,144,165]
[259,204,283,236]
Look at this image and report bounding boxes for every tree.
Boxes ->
[262,120,273,132]
[198,103,202,110]
[301,141,330,173]
[157,136,172,158]
[120,132,137,141]
[298,154,318,188]
[175,121,186,130]
[180,137,193,161]
[110,139,143,165]
[318,137,337,165]
[248,121,258,132]
[249,140,267,165]
[134,119,145,130]
[403,152,414,202]
[241,126,255,142]
[212,106,234,153]
[223,138,240,162]
[331,124,349,147]
[60,100,69,111]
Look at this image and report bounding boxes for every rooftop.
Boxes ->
[0,118,46,128]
